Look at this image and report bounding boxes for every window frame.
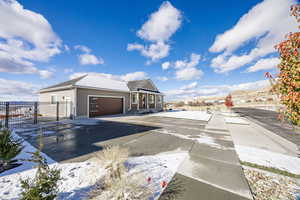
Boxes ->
[149,94,155,104]
[51,95,58,104]
[132,93,138,104]
[158,95,162,103]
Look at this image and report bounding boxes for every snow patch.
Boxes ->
[236,145,300,175]
[225,117,249,125]
[153,111,212,121]
[126,153,188,199]
[154,129,231,150]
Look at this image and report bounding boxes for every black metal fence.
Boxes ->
[0,101,74,128]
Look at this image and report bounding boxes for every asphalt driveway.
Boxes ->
[15,114,253,200]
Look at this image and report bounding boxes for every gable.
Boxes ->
[127,79,160,93]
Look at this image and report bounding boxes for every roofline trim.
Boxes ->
[39,85,130,93]
[75,85,130,93]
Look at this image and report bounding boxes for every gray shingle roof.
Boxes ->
[41,75,86,90]
[127,79,160,93]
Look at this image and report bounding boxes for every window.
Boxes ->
[149,94,154,104]
[51,95,57,104]
[158,95,162,103]
[132,93,138,104]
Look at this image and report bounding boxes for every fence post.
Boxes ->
[5,102,9,129]
[34,102,38,124]
[56,102,59,121]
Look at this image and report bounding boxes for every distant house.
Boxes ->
[38,74,164,118]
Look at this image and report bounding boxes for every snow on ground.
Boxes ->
[225,117,249,125]
[235,145,300,175]
[152,111,212,122]
[221,112,240,117]
[153,129,233,150]
[1,131,187,200]
[0,161,106,200]
[1,132,56,177]
[126,153,188,199]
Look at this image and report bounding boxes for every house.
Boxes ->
[38,74,164,118]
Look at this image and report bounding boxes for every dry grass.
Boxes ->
[90,145,153,200]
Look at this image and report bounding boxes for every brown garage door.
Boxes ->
[89,96,123,117]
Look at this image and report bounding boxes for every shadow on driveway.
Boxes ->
[16,120,160,162]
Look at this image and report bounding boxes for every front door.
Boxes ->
[139,93,146,109]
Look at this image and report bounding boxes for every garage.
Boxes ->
[89,96,124,117]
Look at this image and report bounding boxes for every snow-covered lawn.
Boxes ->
[235,145,300,175]
[152,111,212,121]
[225,117,249,125]
[0,131,187,200]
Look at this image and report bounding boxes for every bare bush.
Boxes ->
[90,146,153,200]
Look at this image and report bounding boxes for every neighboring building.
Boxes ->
[39,74,164,118]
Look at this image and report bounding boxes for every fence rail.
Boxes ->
[0,101,73,128]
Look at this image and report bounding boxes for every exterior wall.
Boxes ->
[38,88,75,118]
[76,88,130,117]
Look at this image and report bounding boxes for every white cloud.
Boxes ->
[157,76,169,81]
[75,44,104,65]
[137,1,182,42]
[164,53,203,80]
[127,1,182,62]
[127,42,170,62]
[64,45,70,52]
[74,45,91,53]
[78,54,104,65]
[180,82,198,90]
[162,61,171,70]
[38,70,54,79]
[165,79,270,100]
[210,0,297,73]
[70,71,148,82]
[174,53,201,69]
[0,0,61,78]
[120,71,148,82]
[63,68,73,74]
[0,78,39,101]
[246,57,280,72]
[175,67,203,81]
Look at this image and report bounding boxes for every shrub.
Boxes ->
[90,146,153,200]
[0,128,23,172]
[270,4,300,126]
[20,147,61,199]
[225,94,234,109]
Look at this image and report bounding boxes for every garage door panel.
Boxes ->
[89,97,123,117]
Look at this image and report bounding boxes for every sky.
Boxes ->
[0,0,298,101]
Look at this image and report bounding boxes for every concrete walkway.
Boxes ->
[117,115,253,200]
[166,114,252,200]
[233,107,300,151]
[225,113,299,157]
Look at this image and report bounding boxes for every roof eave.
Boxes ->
[39,85,74,93]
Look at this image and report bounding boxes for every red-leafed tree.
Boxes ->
[225,94,234,109]
[267,4,300,126]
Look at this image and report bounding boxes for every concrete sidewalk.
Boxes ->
[226,114,299,157]
[158,114,253,200]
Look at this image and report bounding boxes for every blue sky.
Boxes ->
[0,0,298,101]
